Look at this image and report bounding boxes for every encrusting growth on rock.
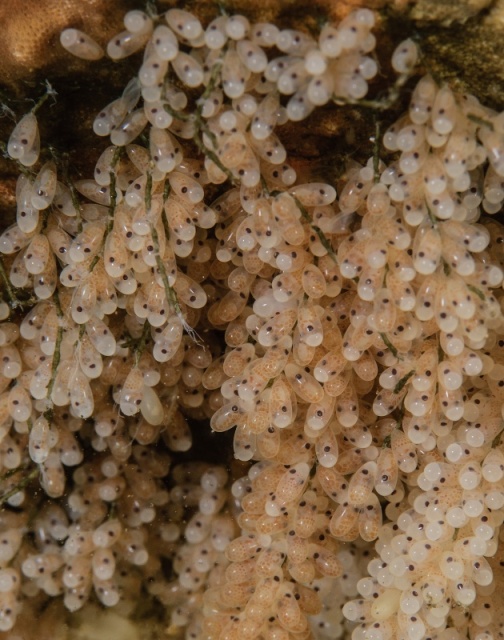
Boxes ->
[0,3,503,640]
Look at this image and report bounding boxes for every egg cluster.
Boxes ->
[0,3,504,640]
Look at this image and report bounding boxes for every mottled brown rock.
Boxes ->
[390,0,493,24]
[486,0,504,25]
[0,0,136,88]
[413,22,504,111]
[384,0,504,111]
